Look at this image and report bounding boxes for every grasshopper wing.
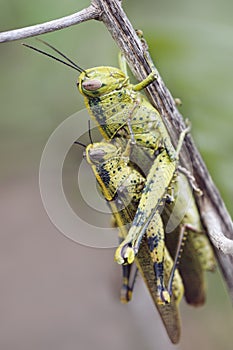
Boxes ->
[136,237,183,344]
[164,173,216,305]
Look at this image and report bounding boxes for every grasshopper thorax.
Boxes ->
[78,67,129,97]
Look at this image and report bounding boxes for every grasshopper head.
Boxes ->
[86,142,121,165]
[78,67,129,97]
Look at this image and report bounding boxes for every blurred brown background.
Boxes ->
[0,1,232,349]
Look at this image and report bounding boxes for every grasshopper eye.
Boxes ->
[89,148,106,161]
[82,79,102,91]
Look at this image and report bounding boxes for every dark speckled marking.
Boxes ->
[147,235,160,252]
[147,236,155,252]
[154,262,163,280]
[88,97,108,132]
[99,166,110,186]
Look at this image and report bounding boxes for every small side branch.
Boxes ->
[206,219,233,255]
[0,5,100,43]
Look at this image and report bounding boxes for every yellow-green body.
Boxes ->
[85,140,183,343]
[86,141,172,303]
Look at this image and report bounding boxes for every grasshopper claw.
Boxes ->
[115,244,136,265]
[124,246,136,264]
[158,289,171,305]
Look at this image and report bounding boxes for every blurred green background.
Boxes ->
[0,1,232,350]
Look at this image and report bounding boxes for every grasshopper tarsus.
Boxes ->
[178,165,203,196]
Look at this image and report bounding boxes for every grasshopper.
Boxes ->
[84,137,186,304]
[82,138,184,343]
[81,136,215,341]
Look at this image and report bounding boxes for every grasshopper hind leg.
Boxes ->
[146,214,170,305]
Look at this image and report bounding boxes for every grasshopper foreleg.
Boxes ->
[118,51,158,91]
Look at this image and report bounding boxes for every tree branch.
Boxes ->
[0,4,100,43]
[1,0,232,300]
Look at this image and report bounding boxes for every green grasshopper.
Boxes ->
[84,137,185,304]
[81,138,184,343]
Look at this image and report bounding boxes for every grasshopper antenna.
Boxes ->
[35,38,85,73]
[74,120,93,148]
[22,41,85,73]
[74,141,86,148]
[88,120,94,145]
